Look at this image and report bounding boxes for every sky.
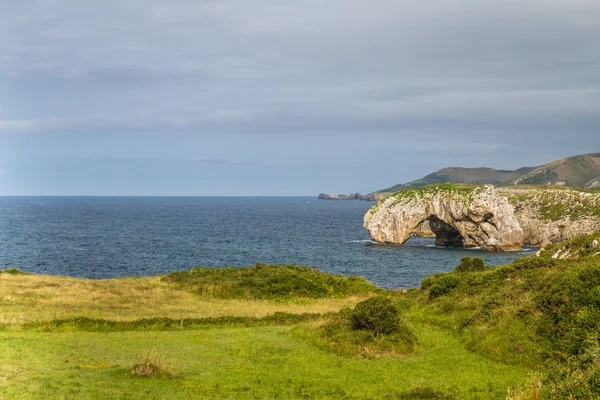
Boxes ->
[1,0,599,196]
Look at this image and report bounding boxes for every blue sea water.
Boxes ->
[0,196,531,289]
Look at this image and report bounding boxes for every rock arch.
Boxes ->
[364,185,524,252]
[427,215,464,247]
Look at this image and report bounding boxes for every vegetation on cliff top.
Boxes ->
[391,182,479,199]
[507,187,600,221]
[368,183,480,215]
[367,182,600,225]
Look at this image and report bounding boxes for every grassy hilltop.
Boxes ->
[2,236,600,399]
[372,153,600,199]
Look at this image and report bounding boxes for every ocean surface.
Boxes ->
[0,196,533,289]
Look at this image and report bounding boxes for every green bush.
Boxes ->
[421,273,446,289]
[351,296,402,336]
[512,256,555,270]
[427,275,461,299]
[537,263,600,356]
[163,263,380,300]
[0,268,29,275]
[297,297,417,358]
[454,257,486,273]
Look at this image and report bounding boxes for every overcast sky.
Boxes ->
[1,0,599,195]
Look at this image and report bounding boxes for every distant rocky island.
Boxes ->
[317,192,376,201]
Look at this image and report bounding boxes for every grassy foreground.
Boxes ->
[2,240,600,399]
[0,325,526,399]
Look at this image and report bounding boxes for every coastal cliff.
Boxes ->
[364,184,600,251]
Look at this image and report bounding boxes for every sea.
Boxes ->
[0,196,533,289]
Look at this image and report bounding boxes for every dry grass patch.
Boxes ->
[0,273,367,326]
[129,353,174,379]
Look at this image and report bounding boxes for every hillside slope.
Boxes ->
[378,166,536,194]
[407,233,600,398]
[514,153,600,188]
[371,153,600,198]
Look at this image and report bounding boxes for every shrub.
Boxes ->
[428,275,461,299]
[0,268,29,275]
[428,284,445,299]
[512,256,555,270]
[537,263,600,356]
[297,298,417,358]
[421,273,446,289]
[351,296,402,336]
[454,257,486,273]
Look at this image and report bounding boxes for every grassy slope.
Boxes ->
[406,233,600,398]
[0,263,532,399]
[515,153,600,188]
[4,240,600,398]
[379,167,537,194]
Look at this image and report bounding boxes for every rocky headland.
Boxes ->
[317,192,377,201]
[364,184,600,251]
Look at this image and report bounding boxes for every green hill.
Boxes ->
[514,153,600,188]
[372,153,600,198]
[378,166,536,193]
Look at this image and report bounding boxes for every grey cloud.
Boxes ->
[1,0,599,192]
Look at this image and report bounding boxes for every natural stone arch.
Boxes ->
[364,185,524,252]
[427,215,464,247]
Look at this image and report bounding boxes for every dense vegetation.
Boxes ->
[163,262,380,299]
[506,188,600,221]
[408,233,600,398]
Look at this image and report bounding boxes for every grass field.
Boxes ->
[0,324,527,399]
[4,238,600,400]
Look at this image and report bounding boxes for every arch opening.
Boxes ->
[426,215,464,248]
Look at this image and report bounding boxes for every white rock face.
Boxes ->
[365,185,600,252]
[364,185,524,251]
[500,187,600,247]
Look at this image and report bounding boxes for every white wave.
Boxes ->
[346,239,372,243]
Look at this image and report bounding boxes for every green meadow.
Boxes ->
[2,235,600,399]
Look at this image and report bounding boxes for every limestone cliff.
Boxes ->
[501,187,600,247]
[364,184,600,251]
